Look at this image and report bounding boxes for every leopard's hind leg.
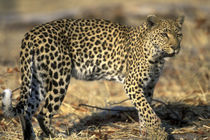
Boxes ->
[36,50,72,138]
[19,64,46,140]
[2,41,44,140]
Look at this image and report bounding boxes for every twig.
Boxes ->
[78,104,135,112]
[80,98,183,122]
[122,112,136,122]
[108,98,130,106]
[12,87,21,93]
[152,98,168,106]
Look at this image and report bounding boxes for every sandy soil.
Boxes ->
[0,0,209,139]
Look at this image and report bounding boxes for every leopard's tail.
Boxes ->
[2,37,34,118]
[2,89,18,117]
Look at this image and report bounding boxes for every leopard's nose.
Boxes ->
[171,42,180,50]
[168,33,179,50]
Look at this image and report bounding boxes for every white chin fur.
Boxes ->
[2,89,12,106]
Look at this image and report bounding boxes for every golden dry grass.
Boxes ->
[0,0,209,139]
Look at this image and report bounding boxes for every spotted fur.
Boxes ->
[2,15,184,139]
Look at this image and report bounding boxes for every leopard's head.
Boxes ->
[145,15,184,59]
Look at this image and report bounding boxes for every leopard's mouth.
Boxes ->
[162,49,176,57]
[166,52,175,57]
[170,48,180,57]
[165,46,180,57]
[152,44,180,58]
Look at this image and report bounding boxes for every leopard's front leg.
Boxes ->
[123,73,167,139]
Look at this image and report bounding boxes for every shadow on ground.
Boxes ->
[66,102,210,139]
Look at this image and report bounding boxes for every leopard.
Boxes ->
[2,15,184,139]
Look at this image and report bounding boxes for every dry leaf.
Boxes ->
[0,79,4,85]
[1,86,6,90]
[7,68,13,73]
[13,67,20,72]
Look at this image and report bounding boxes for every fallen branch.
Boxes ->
[108,98,130,106]
[12,87,21,93]
[80,98,183,122]
[78,103,135,112]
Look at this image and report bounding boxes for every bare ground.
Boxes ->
[0,0,209,139]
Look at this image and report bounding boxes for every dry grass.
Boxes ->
[0,0,210,139]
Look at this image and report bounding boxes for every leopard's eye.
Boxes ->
[160,33,168,38]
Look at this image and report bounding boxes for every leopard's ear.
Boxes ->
[176,16,185,27]
[146,15,160,28]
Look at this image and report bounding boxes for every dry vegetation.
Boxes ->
[0,0,209,139]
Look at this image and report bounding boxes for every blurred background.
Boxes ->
[0,0,209,139]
